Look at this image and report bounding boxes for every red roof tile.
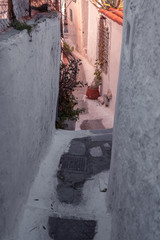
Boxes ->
[109,8,123,19]
[99,8,123,26]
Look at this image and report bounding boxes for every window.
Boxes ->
[70,8,72,21]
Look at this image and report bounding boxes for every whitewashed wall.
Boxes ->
[101,18,122,113]
[0,13,60,240]
[108,0,160,239]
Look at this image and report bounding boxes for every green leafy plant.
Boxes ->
[89,59,102,89]
[63,41,74,53]
[56,58,85,129]
[10,19,32,34]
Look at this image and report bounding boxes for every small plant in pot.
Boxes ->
[86,60,102,99]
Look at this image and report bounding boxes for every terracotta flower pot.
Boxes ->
[86,86,100,100]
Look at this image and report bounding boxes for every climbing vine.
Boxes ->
[10,19,32,33]
[98,16,110,74]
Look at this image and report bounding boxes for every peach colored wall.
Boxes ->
[66,0,88,55]
[87,1,99,65]
[81,0,89,56]
[66,0,79,47]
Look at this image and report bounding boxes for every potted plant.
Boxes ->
[86,60,102,99]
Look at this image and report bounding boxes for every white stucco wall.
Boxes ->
[0,13,60,240]
[101,18,122,113]
[108,0,160,239]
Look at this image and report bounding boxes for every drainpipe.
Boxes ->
[29,0,31,17]
[55,0,59,11]
[8,0,15,20]
[59,0,63,37]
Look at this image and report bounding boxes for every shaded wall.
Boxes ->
[108,0,160,239]
[0,13,60,240]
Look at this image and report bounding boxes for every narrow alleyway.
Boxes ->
[2,1,159,240]
[63,36,114,131]
[16,33,114,240]
[17,129,112,240]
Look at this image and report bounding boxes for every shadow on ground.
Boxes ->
[56,133,112,205]
[80,119,106,130]
[48,217,97,240]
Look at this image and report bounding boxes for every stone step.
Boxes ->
[48,217,97,240]
[90,128,113,134]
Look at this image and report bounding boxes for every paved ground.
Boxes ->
[17,129,112,240]
[57,132,112,205]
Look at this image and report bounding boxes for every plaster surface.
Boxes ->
[108,0,160,239]
[0,13,60,240]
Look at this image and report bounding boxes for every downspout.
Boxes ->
[8,0,15,20]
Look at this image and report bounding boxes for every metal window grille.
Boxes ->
[69,8,72,21]
[99,16,110,74]
[0,0,8,19]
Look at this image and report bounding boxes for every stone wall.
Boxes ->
[12,0,29,18]
[108,0,160,240]
[0,13,60,240]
